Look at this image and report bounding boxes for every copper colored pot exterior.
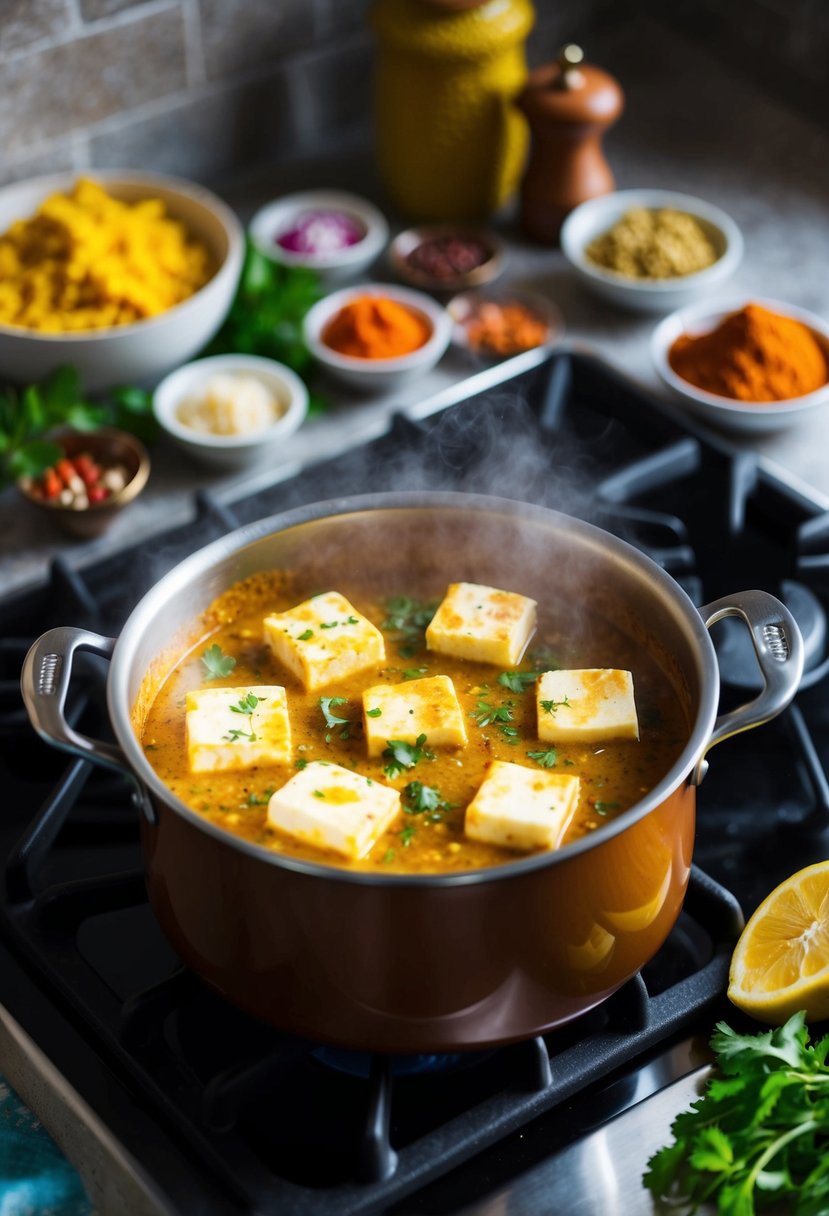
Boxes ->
[143,784,694,1052]
[21,493,804,1054]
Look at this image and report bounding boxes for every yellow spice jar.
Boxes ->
[371,0,535,222]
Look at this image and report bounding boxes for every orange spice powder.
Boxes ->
[668,303,829,402]
[322,294,431,359]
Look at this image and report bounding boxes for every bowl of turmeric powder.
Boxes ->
[0,171,244,391]
[303,284,453,392]
[651,298,829,433]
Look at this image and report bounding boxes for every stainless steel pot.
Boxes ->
[21,493,804,1051]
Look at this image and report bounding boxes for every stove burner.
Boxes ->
[312,1046,497,1078]
[3,350,829,1214]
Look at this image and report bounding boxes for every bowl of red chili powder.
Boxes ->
[303,283,453,392]
[651,298,829,433]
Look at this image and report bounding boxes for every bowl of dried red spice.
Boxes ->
[18,427,150,537]
[303,283,452,391]
[652,298,829,433]
[448,288,561,360]
[390,225,505,293]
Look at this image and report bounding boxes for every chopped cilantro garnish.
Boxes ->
[403,666,428,680]
[230,692,264,716]
[498,670,541,693]
[313,790,325,799]
[382,734,434,778]
[527,748,558,768]
[540,696,570,715]
[245,788,274,806]
[382,848,396,864]
[295,758,308,770]
[225,727,255,743]
[594,801,620,816]
[400,824,416,848]
[200,643,236,680]
[298,628,314,641]
[381,596,438,658]
[403,781,454,821]
[319,696,349,729]
[470,698,514,728]
[366,708,382,718]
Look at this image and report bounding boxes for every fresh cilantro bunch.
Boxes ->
[644,1011,829,1214]
[203,239,324,411]
[0,365,155,490]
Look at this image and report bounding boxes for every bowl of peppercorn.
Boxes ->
[389,225,505,294]
[18,427,150,537]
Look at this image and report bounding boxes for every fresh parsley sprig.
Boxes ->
[540,696,570,715]
[527,748,558,768]
[644,1011,829,1215]
[200,643,237,680]
[319,695,354,741]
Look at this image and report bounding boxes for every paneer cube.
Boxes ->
[362,675,467,757]
[263,591,385,692]
[267,761,401,860]
[465,760,580,852]
[425,582,536,667]
[185,685,291,773]
[536,669,639,743]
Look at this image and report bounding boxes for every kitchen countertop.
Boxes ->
[1,19,825,1213]
[2,16,829,600]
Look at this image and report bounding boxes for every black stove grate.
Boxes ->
[3,350,829,1214]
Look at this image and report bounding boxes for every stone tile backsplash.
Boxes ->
[0,0,820,190]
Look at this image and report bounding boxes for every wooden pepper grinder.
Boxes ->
[517,45,624,244]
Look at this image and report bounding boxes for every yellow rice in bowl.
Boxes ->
[0,178,213,333]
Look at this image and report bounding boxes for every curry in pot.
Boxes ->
[137,569,687,873]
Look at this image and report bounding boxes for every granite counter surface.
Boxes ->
[2,17,828,598]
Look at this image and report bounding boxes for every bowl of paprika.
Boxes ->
[303,284,452,392]
[651,297,829,433]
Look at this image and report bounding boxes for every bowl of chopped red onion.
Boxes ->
[248,190,388,283]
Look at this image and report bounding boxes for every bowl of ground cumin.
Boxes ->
[560,189,742,313]
[651,298,829,432]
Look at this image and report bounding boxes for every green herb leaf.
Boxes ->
[643,1011,829,1215]
[295,757,308,770]
[540,696,570,715]
[319,696,349,729]
[245,788,274,806]
[403,667,428,680]
[225,727,256,743]
[7,438,63,480]
[298,628,314,641]
[402,781,454,821]
[382,734,434,779]
[400,824,416,848]
[230,692,263,716]
[366,708,382,718]
[498,670,541,693]
[200,643,237,680]
[527,748,558,768]
[380,596,438,658]
[594,801,619,816]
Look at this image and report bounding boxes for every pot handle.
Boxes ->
[21,626,133,780]
[694,590,804,785]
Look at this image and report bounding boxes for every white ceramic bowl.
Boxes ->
[560,189,743,313]
[651,297,829,433]
[0,171,244,391]
[249,190,388,283]
[303,284,453,392]
[153,354,309,469]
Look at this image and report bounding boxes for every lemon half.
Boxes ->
[728,859,829,1024]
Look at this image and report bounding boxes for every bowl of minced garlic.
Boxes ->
[0,172,243,390]
[652,299,829,433]
[560,189,742,313]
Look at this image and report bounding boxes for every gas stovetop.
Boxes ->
[2,351,828,1215]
